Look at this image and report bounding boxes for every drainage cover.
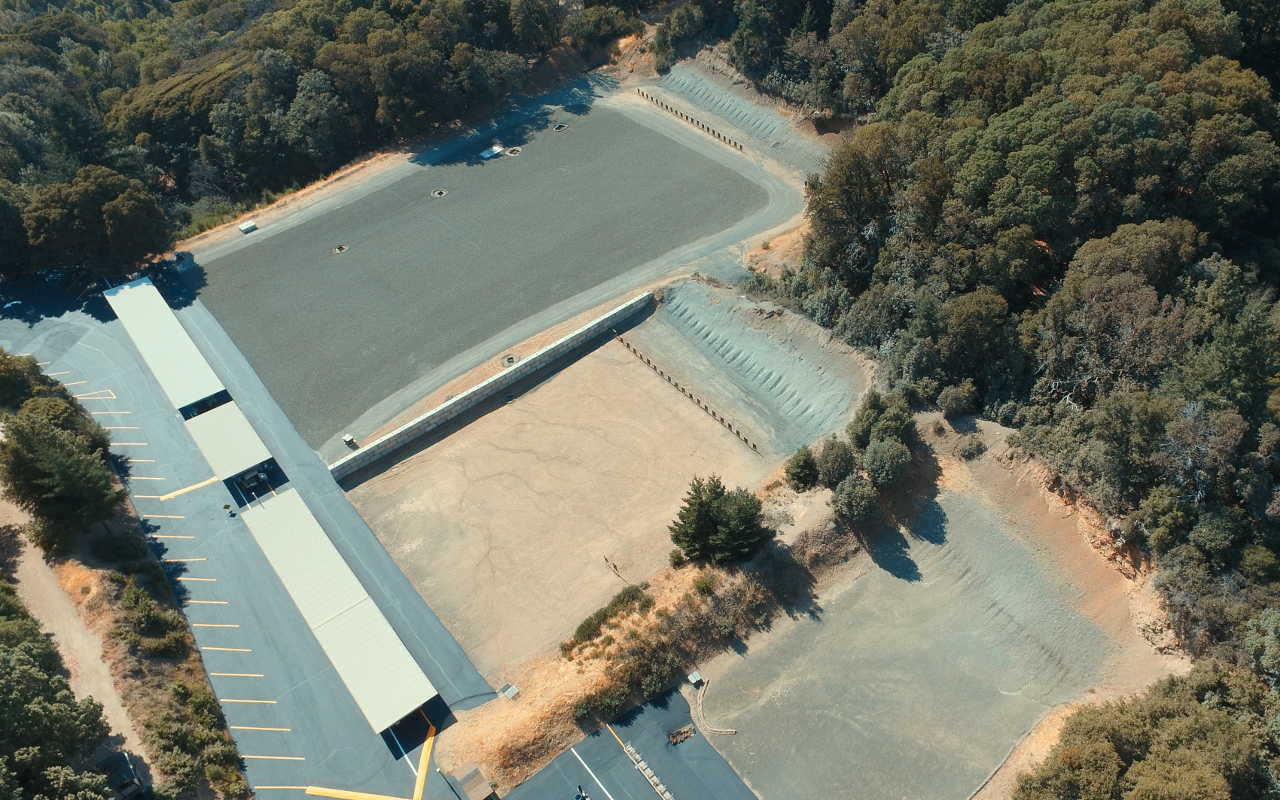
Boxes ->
[502,353,519,367]
[505,146,522,156]
[431,188,448,198]
[332,244,348,254]
[553,123,568,132]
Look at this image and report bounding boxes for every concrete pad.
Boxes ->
[700,489,1109,800]
[347,341,774,679]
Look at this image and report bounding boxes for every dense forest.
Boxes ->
[735,0,1280,791]
[0,0,642,274]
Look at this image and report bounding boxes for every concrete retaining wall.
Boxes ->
[329,292,654,481]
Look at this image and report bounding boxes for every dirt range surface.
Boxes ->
[348,339,775,680]
[190,94,795,456]
[700,419,1183,800]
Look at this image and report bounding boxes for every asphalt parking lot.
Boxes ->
[189,94,790,457]
[0,292,487,798]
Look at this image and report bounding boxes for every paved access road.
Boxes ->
[189,82,800,460]
[0,285,491,799]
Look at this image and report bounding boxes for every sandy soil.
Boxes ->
[348,338,774,681]
[0,503,148,760]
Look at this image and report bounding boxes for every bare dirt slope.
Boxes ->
[2,510,147,759]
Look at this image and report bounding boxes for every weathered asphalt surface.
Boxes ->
[189,81,801,461]
[0,286,489,797]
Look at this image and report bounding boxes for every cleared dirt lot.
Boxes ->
[699,421,1183,800]
[347,340,774,679]
[192,98,783,454]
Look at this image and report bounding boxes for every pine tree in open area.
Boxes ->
[669,475,773,563]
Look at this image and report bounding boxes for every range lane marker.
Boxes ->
[200,646,251,652]
[47,370,70,376]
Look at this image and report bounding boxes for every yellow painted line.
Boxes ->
[133,494,165,499]
[157,475,219,501]
[243,754,303,761]
[177,576,216,582]
[186,600,226,605]
[74,389,116,400]
[253,788,308,792]
[605,722,626,748]
[144,514,184,519]
[221,698,276,704]
[192,623,239,628]
[412,724,436,800]
[211,672,263,677]
[163,557,206,562]
[233,725,292,732]
[126,458,155,463]
[63,379,87,386]
[104,425,139,430]
[92,410,131,415]
[130,476,165,480]
[200,646,251,652]
[305,788,409,800]
[153,534,196,540]
[47,370,70,376]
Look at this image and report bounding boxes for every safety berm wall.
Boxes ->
[329,292,655,481]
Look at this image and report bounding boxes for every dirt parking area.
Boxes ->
[347,339,774,681]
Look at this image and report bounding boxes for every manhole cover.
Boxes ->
[431,188,448,198]
[332,244,348,254]
[501,353,519,367]
[505,146,522,156]
[553,123,568,132]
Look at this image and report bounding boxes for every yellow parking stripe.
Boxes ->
[176,576,216,582]
[243,755,303,761]
[253,788,307,792]
[153,535,196,540]
[211,672,263,677]
[144,514,184,519]
[412,724,436,800]
[163,557,206,562]
[92,410,131,415]
[221,698,276,704]
[186,599,226,605]
[305,789,408,800]
[233,726,291,732]
[200,646,250,653]
[157,476,219,500]
[104,425,139,430]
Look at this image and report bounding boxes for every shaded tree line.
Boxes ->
[0,0,645,276]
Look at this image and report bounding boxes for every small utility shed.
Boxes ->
[103,278,225,412]
[183,402,271,480]
[240,488,437,732]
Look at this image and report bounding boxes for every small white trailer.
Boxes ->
[479,144,505,160]
[238,220,258,234]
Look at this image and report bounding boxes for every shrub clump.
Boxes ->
[562,583,653,654]
[815,437,858,489]
[784,445,819,490]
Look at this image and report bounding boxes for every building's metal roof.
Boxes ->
[241,489,437,731]
[183,402,271,479]
[103,278,225,410]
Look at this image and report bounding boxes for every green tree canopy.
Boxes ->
[669,475,774,563]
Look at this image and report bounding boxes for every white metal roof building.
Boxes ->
[103,278,225,410]
[240,488,437,731]
[183,402,272,478]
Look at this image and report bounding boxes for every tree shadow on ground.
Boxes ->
[0,273,115,326]
[149,252,208,309]
[856,441,947,583]
[752,540,821,623]
[0,524,21,581]
[410,72,618,167]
